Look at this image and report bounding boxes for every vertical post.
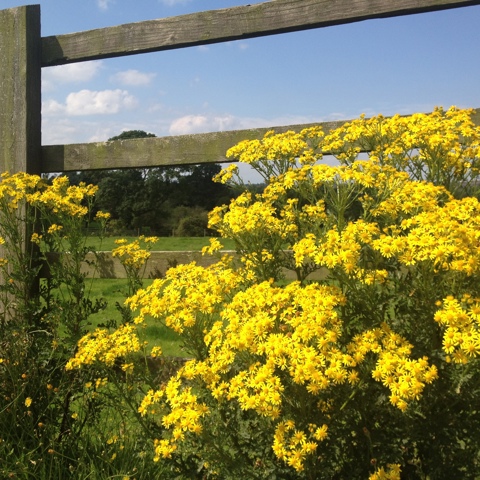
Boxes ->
[0,5,42,175]
[0,6,42,316]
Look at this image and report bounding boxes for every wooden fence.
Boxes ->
[1,0,480,278]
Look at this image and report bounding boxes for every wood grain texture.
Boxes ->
[41,120,347,172]
[41,109,480,173]
[41,0,480,66]
[0,6,42,174]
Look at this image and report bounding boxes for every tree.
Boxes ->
[107,130,156,141]
[68,130,236,235]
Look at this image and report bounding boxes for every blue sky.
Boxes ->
[2,0,480,148]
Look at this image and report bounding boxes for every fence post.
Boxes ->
[0,5,42,175]
[0,6,42,314]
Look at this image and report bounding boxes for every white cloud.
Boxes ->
[147,102,167,113]
[88,127,119,143]
[110,69,156,86]
[159,0,192,6]
[169,114,237,135]
[42,61,103,91]
[42,118,79,145]
[42,99,66,116]
[97,0,114,10]
[168,113,282,135]
[63,89,138,116]
[190,76,201,87]
[168,112,342,136]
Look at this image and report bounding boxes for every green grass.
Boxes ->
[83,277,186,357]
[54,237,238,358]
[87,235,236,251]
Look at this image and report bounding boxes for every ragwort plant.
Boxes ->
[111,234,159,322]
[0,173,103,476]
[69,107,480,479]
[0,174,165,478]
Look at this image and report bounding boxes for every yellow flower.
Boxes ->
[30,232,42,244]
[47,223,63,234]
[121,363,134,374]
[95,211,111,220]
[369,464,402,480]
[313,424,328,441]
[25,397,32,407]
[150,346,163,358]
[67,324,141,369]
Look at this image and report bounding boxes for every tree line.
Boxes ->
[66,130,238,236]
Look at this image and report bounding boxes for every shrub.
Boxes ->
[69,107,480,479]
[175,211,210,237]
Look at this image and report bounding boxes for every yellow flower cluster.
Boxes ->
[369,464,402,480]
[209,191,288,238]
[214,150,473,284]
[27,176,97,217]
[322,106,480,194]
[66,107,480,476]
[126,259,243,332]
[434,295,480,362]
[212,163,239,184]
[0,171,42,210]
[225,127,324,182]
[201,237,224,255]
[272,420,327,472]
[131,277,438,469]
[0,172,98,238]
[396,197,480,274]
[138,388,164,416]
[139,375,209,461]
[94,211,111,221]
[112,235,158,269]
[227,129,322,167]
[350,324,438,410]
[47,224,63,235]
[134,281,347,468]
[288,161,480,278]
[211,282,348,393]
[66,323,141,369]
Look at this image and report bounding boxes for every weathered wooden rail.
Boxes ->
[40,0,480,67]
[41,111,480,173]
[1,0,480,277]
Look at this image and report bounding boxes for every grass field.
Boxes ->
[83,277,185,357]
[76,237,237,357]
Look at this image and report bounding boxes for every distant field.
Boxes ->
[86,236,236,251]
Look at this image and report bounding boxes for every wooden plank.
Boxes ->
[40,108,480,173]
[41,120,347,172]
[0,5,42,174]
[41,0,480,66]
